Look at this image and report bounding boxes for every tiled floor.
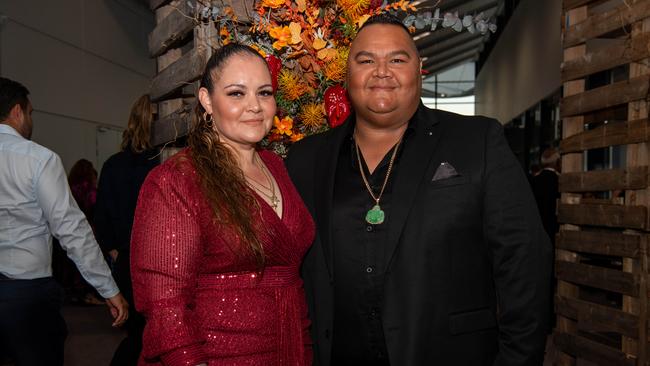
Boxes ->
[62,304,125,366]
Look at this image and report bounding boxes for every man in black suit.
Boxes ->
[286,14,552,365]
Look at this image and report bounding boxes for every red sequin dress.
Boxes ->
[130,149,315,366]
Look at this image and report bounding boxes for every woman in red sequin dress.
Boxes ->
[130,44,315,366]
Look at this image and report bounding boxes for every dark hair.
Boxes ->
[68,159,97,187]
[0,77,30,122]
[190,43,270,269]
[358,13,411,35]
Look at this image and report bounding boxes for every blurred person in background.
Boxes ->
[95,94,160,366]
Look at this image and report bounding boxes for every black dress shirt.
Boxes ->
[331,122,414,365]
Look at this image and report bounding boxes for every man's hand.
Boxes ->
[106,293,129,327]
[108,249,119,262]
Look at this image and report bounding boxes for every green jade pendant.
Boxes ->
[365,204,385,225]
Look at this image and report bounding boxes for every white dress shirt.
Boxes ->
[0,124,119,298]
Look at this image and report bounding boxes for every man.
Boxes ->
[0,77,128,366]
[286,14,552,365]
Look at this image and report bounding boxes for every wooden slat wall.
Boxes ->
[148,0,255,146]
[557,1,650,365]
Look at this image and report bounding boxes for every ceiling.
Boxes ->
[411,0,507,97]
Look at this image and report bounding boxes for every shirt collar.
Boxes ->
[0,124,23,138]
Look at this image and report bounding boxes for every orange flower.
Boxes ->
[291,133,305,142]
[273,116,293,136]
[278,69,310,101]
[249,44,267,58]
[260,0,285,9]
[269,26,292,50]
[299,103,325,128]
[324,47,349,81]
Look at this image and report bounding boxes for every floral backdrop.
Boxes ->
[192,0,495,155]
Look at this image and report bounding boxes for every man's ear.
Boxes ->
[8,103,23,122]
[198,87,213,115]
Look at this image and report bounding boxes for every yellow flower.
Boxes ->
[324,47,349,82]
[249,44,266,58]
[273,116,294,136]
[291,133,305,142]
[260,0,285,8]
[337,0,370,21]
[269,26,292,50]
[299,103,325,129]
[278,69,309,101]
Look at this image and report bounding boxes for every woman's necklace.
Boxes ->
[246,155,280,210]
[355,137,402,225]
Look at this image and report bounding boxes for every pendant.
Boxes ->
[365,204,385,225]
[270,195,280,209]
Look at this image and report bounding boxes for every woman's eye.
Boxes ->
[259,90,274,97]
[228,91,244,97]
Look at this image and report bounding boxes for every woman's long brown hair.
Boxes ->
[189,44,270,269]
[121,94,154,153]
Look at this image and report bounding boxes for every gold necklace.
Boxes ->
[355,137,402,225]
[246,155,280,210]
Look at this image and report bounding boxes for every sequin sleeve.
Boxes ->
[130,163,208,366]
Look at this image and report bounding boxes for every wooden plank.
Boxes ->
[558,203,647,229]
[555,295,639,338]
[563,0,598,11]
[554,332,636,366]
[561,75,650,118]
[149,0,196,57]
[564,0,650,48]
[562,33,650,82]
[556,260,639,296]
[150,46,209,101]
[556,230,641,258]
[559,167,649,192]
[151,103,194,146]
[560,118,650,153]
[226,0,256,22]
[150,0,171,10]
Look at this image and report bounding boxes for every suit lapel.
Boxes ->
[314,120,351,281]
[383,105,443,273]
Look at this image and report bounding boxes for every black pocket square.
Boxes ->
[432,162,460,181]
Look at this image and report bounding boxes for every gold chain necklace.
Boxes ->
[355,137,402,225]
[246,155,280,210]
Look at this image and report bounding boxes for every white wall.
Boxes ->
[474,0,562,124]
[0,0,155,172]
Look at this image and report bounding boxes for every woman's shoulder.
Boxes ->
[145,148,196,185]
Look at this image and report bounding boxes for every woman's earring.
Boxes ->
[203,112,213,125]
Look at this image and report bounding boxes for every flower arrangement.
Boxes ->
[192,0,496,155]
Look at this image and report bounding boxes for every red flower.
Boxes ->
[324,85,351,128]
[265,55,283,92]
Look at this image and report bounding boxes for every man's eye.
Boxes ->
[359,59,373,64]
[391,58,406,63]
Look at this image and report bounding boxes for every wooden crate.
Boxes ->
[147,0,255,146]
[556,0,650,365]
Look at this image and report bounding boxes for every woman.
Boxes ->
[94,94,159,365]
[52,159,104,305]
[130,44,315,366]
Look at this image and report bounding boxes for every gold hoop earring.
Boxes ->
[203,112,214,125]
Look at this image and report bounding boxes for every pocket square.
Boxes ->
[432,162,460,181]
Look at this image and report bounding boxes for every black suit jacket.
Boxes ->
[286,105,552,366]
